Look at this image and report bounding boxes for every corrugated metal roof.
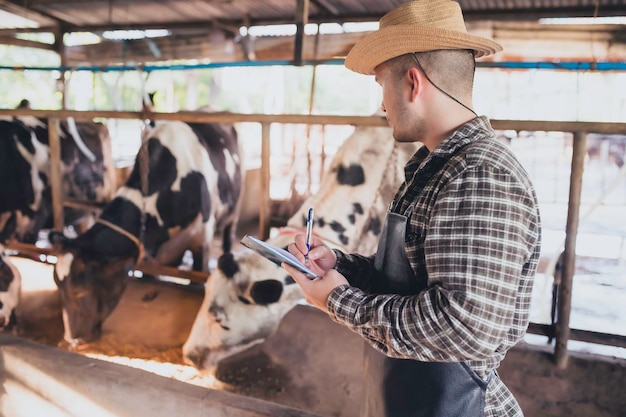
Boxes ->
[3,0,625,30]
[0,0,625,65]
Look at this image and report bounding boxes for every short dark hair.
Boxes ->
[388,50,476,101]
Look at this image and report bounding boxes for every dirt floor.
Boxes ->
[8,255,364,417]
[7,254,626,417]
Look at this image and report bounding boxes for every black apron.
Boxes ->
[362,210,489,417]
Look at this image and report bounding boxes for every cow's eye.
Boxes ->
[237,296,251,305]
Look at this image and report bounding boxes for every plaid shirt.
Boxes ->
[327,116,541,417]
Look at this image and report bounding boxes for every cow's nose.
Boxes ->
[184,348,207,369]
[208,306,229,329]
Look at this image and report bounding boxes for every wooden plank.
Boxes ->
[1,109,625,134]
[0,109,390,127]
[63,198,107,211]
[134,261,209,284]
[5,242,209,284]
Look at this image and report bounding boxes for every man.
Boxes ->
[283,1,541,416]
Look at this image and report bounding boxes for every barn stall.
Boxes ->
[2,0,626,416]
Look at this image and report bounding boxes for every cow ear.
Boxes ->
[249,279,283,305]
[283,274,296,285]
[217,252,239,278]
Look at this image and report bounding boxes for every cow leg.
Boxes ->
[192,248,206,272]
[191,240,212,272]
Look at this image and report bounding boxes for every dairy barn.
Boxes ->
[0,0,625,416]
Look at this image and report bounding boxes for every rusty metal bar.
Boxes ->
[554,131,588,369]
[528,323,626,349]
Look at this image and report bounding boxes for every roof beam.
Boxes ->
[310,0,340,16]
[0,35,55,50]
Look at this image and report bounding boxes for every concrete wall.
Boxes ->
[0,333,323,417]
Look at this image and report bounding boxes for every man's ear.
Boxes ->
[407,67,424,102]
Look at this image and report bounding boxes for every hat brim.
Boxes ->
[345,25,503,75]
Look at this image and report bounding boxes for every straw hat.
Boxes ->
[345,0,502,75]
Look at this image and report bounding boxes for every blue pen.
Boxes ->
[305,207,314,265]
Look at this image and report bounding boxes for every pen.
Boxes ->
[305,207,314,265]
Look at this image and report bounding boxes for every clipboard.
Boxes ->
[240,234,318,279]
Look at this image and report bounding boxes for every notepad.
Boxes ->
[240,234,318,279]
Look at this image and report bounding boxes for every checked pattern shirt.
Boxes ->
[327,116,541,417]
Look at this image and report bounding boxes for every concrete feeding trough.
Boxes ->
[0,333,322,417]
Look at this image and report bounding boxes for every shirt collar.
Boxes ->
[403,116,494,181]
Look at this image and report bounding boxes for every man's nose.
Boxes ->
[380,102,386,113]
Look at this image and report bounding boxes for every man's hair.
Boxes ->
[387,49,475,101]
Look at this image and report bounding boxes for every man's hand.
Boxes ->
[282,263,348,314]
[288,233,337,274]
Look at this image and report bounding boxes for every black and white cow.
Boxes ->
[0,116,116,244]
[50,117,243,346]
[183,124,420,371]
[0,244,21,331]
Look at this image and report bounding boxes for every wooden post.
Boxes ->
[52,25,67,109]
[554,131,587,369]
[259,122,272,240]
[48,118,65,232]
[293,0,309,66]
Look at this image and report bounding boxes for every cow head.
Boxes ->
[49,231,135,346]
[183,236,303,372]
[0,245,21,331]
